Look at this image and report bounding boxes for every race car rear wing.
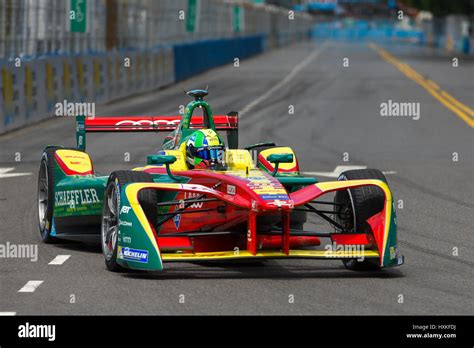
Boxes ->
[75,114,239,151]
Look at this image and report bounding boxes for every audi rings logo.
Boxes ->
[114,119,180,130]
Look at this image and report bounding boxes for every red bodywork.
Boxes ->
[143,167,322,254]
[80,115,392,264]
[84,115,238,131]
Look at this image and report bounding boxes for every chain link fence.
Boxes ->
[0,0,314,134]
[0,0,314,59]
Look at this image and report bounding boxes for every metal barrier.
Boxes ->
[310,20,424,43]
[0,0,314,134]
[0,0,313,57]
[173,35,265,82]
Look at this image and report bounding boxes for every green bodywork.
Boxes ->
[116,186,164,270]
[53,176,106,217]
[51,152,107,218]
[383,200,402,267]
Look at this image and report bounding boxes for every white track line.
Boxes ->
[18,281,44,293]
[48,255,71,265]
[0,167,32,179]
[239,41,328,117]
[0,312,17,315]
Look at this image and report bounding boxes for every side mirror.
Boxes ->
[147,155,179,181]
[244,142,276,151]
[147,155,177,166]
[266,153,294,176]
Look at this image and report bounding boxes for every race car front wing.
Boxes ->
[115,180,404,271]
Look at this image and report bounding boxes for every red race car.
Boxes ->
[37,90,404,273]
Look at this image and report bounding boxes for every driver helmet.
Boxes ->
[186,129,226,169]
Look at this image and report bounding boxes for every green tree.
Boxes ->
[401,0,472,16]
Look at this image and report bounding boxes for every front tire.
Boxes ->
[102,171,157,272]
[334,169,388,271]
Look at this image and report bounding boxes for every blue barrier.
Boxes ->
[311,22,424,43]
[173,35,265,82]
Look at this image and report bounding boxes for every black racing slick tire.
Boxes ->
[102,171,157,272]
[37,147,61,243]
[334,169,388,271]
[289,209,307,230]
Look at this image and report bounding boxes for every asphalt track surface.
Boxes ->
[0,40,473,315]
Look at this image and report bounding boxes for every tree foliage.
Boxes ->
[400,0,472,16]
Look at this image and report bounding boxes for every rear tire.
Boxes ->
[37,147,61,243]
[334,169,388,271]
[102,171,157,272]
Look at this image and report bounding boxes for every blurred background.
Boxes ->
[0,0,472,134]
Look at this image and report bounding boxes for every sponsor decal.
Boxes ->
[251,199,258,212]
[260,194,289,201]
[122,236,132,244]
[246,175,267,181]
[18,322,55,342]
[120,206,132,214]
[271,199,283,208]
[184,192,203,208]
[119,247,149,263]
[245,175,288,200]
[119,221,132,227]
[54,189,100,208]
[180,184,213,194]
[115,119,180,129]
[390,246,401,260]
[227,184,236,196]
[173,214,181,230]
[61,154,87,160]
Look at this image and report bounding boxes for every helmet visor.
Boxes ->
[194,147,222,161]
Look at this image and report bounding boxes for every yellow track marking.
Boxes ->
[369,43,474,128]
[440,91,474,117]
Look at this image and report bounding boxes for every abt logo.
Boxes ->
[120,206,132,214]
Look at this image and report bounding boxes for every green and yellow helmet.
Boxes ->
[186,129,226,169]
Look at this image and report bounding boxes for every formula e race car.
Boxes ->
[37,89,404,272]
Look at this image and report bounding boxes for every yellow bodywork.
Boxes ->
[161,249,380,261]
[260,147,298,171]
[55,149,93,174]
[226,149,254,170]
[133,146,254,172]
